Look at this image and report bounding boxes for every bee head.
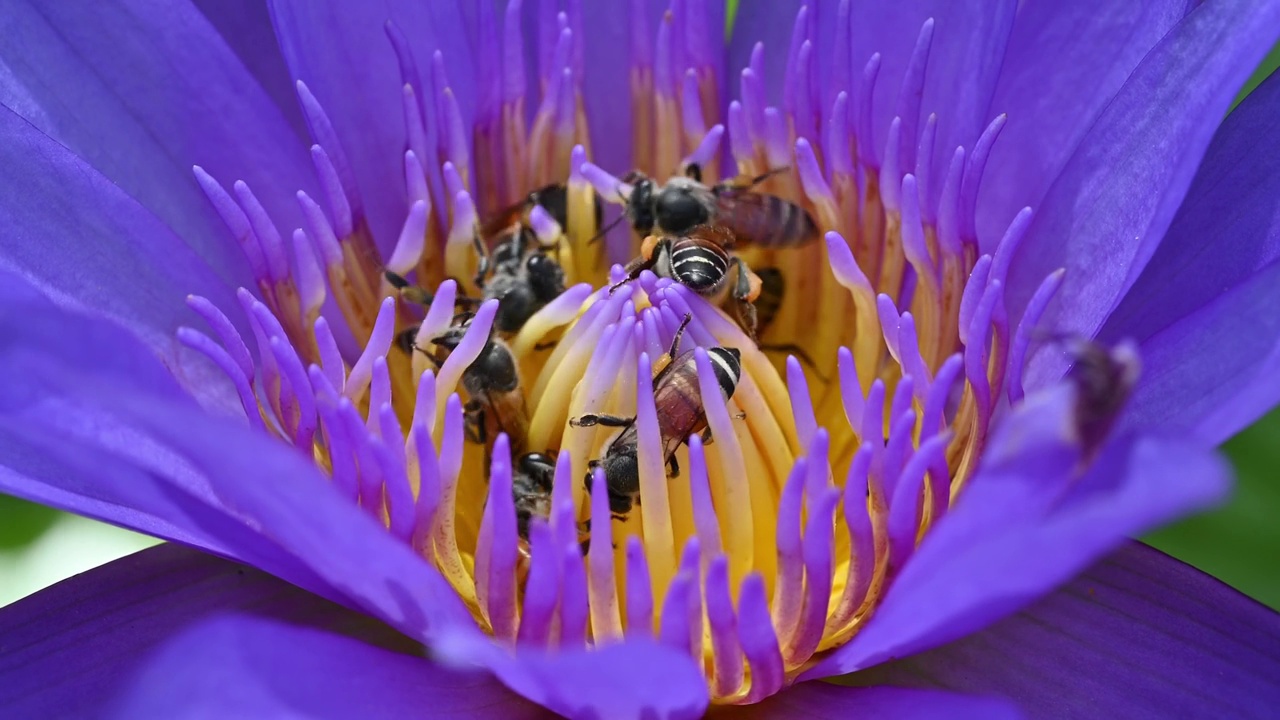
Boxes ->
[654,179,712,234]
[525,252,566,302]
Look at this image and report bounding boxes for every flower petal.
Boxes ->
[1097,72,1280,444]
[803,383,1230,679]
[845,542,1280,719]
[0,272,474,642]
[268,0,473,249]
[976,0,1192,246]
[436,630,709,720]
[1008,0,1280,388]
[0,109,243,413]
[0,0,315,283]
[108,613,545,720]
[847,1,1015,201]
[191,0,308,137]
[732,682,1020,720]
[0,543,407,719]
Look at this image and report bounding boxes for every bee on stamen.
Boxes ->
[611,224,764,340]
[570,314,743,521]
[620,164,819,249]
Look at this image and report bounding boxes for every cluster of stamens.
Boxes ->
[177,1,1068,704]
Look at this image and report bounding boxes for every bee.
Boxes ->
[403,314,530,453]
[479,182,604,248]
[1064,337,1140,455]
[611,224,763,339]
[511,451,556,546]
[621,164,819,248]
[387,225,566,337]
[753,267,785,336]
[570,314,743,518]
[472,227,567,334]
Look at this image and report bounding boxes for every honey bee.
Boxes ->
[387,224,565,337]
[570,314,743,518]
[479,182,603,249]
[511,451,556,546]
[472,227,567,334]
[1064,337,1140,454]
[611,224,763,339]
[405,314,530,453]
[621,164,818,248]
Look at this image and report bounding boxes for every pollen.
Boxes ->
[178,2,1065,706]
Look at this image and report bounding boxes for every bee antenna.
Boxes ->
[588,212,627,245]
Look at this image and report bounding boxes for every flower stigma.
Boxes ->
[179,3,1112,705]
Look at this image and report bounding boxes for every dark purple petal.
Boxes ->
[0,273,474,642]
[0,108,243,413]
[975,0,1193,247]
[192,0,309,138]
[0,544,409,719]
[1008,0,1280,388]
[731,682,1020,720]
[803,383,1230,679]
[0,0,316,284]
[268,0,473,250]
[578,0,667,175]
[437,630,709,719]
[1098,72,1280,444]
[108,613,545,720]
[727,1,802,102]
[847,542,1280,719]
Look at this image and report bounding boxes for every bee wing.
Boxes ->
[713,189,818,249]
[711,190,779,247]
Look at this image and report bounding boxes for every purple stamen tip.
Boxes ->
[795,138,832,205]
[581,162,629,203]
[528,205,562,246]
[684,124,724,169]
[387,199,429,274]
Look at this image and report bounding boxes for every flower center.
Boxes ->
[178,3,1066,705]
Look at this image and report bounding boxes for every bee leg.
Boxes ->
[665,455,680,478]
[570,413,634,428]
[533,340,558,351]
[700,427,715,445]
[668,313,693,358]
[729,257,761,341]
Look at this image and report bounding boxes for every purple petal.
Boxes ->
[0,110,243,413]
[851,542,1280,719]
[268,0,472,250]
[578,1,665,175]
[976,0,1192,246]
[732,682,1019,719]
[0,273,474,643]
[437,632,709,720]
[726,1,801,102]
[108,613,544,720]
[1008,1,1280,388]
[192,0,308,137]
[804,383,1230,679]
[1111,257,1280,446]
[1097,72,1280,444]
[0,543,406,719]
[0,0,316,283]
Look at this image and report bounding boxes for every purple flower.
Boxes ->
[2,0,1280,717]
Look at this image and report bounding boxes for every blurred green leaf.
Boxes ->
[1145,406,1280,610]
[0,494,58,550]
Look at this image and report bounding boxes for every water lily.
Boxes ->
[2,0,1280,717]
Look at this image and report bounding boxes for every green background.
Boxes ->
[1,28,1278,611]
